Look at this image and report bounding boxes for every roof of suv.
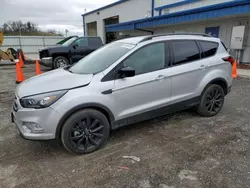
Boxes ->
[118,33,220,45]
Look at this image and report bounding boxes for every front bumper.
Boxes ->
[40,57,53,67]
[11,97,61,140]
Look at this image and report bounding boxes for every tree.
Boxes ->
[2,23,11,32]
[25,21,38,32]
[1,20,62,36]
[8,20,24,32]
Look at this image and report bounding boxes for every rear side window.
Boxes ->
[199,41,218,58]
[89,38,103,48]
[171,40,200,65]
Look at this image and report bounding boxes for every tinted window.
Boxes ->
[61,37,78,46]
[123,43,165,75]
[69,42,135,74]
[172,40,200,65]
[200,41,218,58]
[89,38,103,48]
[75,38,88,47]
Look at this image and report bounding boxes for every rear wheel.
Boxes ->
[61,109,110,154]
[197,84,225,117]
[53,56,69,69]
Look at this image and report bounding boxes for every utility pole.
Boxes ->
[65,29,69,37]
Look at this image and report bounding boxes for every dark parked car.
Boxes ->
[39,36,103,69]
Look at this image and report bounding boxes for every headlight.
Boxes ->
[20,90,67,108]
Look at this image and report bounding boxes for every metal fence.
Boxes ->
[1,36,64,59]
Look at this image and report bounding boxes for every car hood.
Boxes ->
[39,45,66,51]
[16,68,93,98]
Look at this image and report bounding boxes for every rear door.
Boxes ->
[168,40,205,103]
[71,38,92,62]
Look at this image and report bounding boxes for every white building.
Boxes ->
[82,0,250,63]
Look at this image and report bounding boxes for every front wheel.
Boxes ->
[197,84,225,117]
[61,109,110,154]
[53,56,69,69]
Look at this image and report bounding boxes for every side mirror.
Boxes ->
[73,43,78,49]
[118,66,135,78]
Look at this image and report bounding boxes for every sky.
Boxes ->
[1,0,118,36]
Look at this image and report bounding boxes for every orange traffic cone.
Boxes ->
[232,61,238,79]
[16,62,25,84]
[36,59,41,75]
[18,53,24,68]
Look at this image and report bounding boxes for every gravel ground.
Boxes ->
[0,64,250,188]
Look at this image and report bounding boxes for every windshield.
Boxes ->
[69,42,135,74]
[62,37,78,46]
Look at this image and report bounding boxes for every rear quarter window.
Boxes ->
[199,41,219,58]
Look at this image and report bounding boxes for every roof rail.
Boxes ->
[139,33,212,43]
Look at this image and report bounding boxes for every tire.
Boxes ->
[197,84,225,117]
[61,109,110,154]
[53,56,69,69]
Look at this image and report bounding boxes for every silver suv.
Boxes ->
[12,33,233,154]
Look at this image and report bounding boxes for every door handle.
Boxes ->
[156,75,166,80]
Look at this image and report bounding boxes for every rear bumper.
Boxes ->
[40,57,52,67]
[227,85,232,95]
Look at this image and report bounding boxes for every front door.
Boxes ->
[71,38,92,63]
[112,42,172,121]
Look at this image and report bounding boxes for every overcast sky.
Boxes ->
[1,0,118,36]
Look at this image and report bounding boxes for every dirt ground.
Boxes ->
[0,64,250,188]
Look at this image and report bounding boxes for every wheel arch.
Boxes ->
[55,103,115,139]
[202,77,228,95]
[52,53,70,62]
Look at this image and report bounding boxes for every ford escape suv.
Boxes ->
[12,33,233,154]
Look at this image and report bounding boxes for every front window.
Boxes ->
[69,42,135,74]
[62,37,78,46]
[123,42,165,75]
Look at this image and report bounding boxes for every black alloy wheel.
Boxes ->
[205,87,224,113]
[197,84,225,117]
[61,109,110,154]
[70,117,104,151]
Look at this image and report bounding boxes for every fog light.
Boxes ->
[22,122,44,133]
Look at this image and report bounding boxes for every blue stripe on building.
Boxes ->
[151,0,155,17]
[105,0,250,32]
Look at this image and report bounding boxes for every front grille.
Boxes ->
[39,50,49,59]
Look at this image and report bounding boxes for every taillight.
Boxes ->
[223,56,235,65]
